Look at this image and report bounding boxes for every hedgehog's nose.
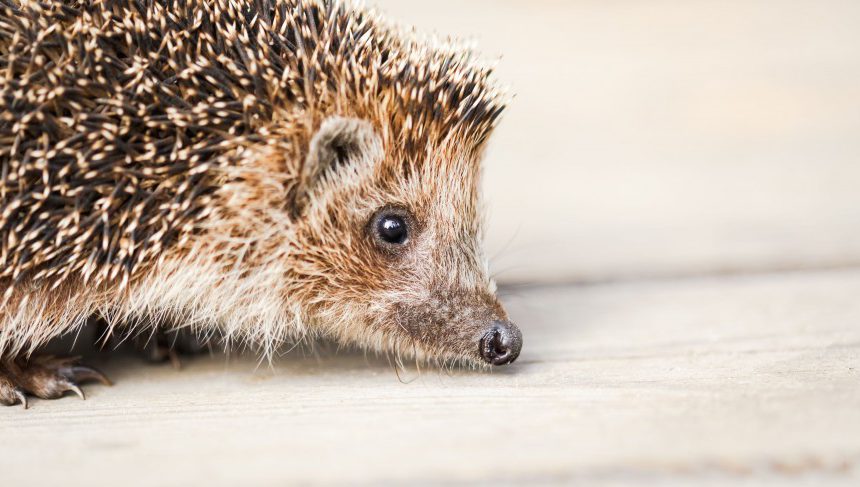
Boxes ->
[479,320,523,366]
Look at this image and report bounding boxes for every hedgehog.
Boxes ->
[0,0,522,407]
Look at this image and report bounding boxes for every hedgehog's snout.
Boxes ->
[479,320,522,366]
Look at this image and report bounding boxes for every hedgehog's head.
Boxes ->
[288,114,520,368]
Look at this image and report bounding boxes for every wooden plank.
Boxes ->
[2,269,858,485]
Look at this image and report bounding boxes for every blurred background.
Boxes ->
[376,0,860,285]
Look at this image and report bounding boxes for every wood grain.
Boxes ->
[2,269,858,485]
[2,2,860,485]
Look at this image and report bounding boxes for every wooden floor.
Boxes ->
[3,1,860,485]
[2,268,858,485]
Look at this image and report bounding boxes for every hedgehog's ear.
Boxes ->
[301,117,382,193]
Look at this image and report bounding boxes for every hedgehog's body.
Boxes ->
[0,0,520,407]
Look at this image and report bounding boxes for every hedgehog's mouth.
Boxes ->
[381,318,522,368]
[384,292,521,368]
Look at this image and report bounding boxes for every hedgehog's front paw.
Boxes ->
[0,356,111,409]
[138,330,210,369]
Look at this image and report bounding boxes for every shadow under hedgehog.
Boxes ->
[0,0,522,407]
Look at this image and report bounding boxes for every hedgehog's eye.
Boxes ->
[377,215,407,244]
[369,208,411,249]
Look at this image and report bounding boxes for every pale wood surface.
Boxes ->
[2,268,858,486]
[3,2,860,486]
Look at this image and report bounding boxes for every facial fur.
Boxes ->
[287,120,509,367]
[0,0,519,368]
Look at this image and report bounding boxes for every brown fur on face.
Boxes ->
[279,120,508,366]
[0,0,515,367]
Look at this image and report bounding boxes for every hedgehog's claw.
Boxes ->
[0,356,110,408]
[67,365,112,386]
[66,383,85,400]
[15,389,28,409]
[0,373,27,408]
